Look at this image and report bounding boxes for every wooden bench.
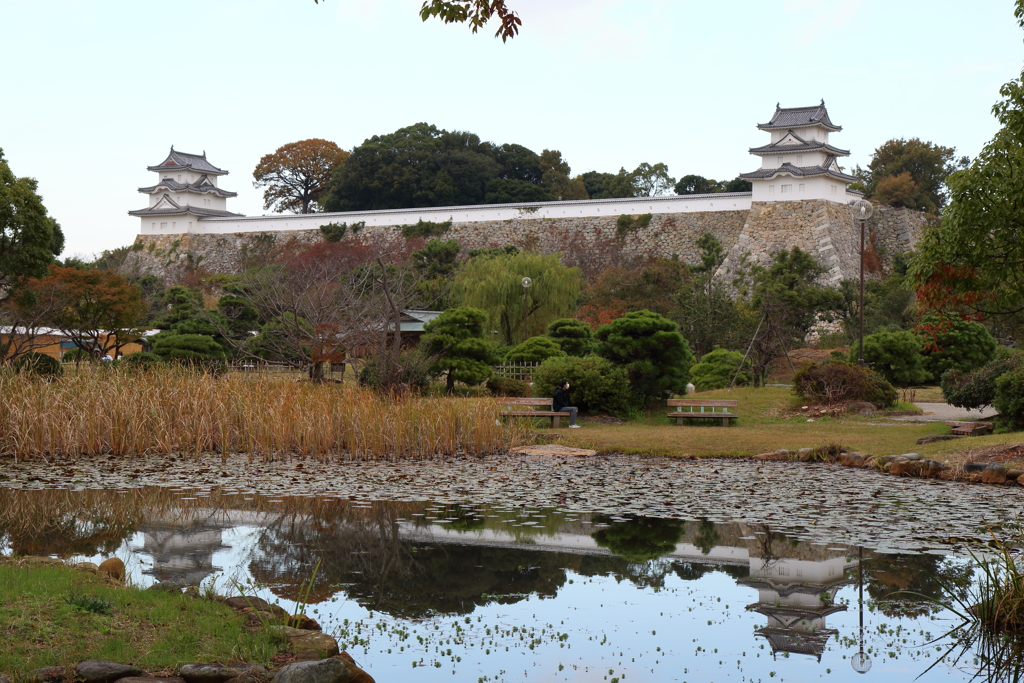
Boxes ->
[946,421,994,437]
[667,399,738,426]
[499,398,572,428]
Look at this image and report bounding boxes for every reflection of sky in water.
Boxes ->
[51,520,972,682]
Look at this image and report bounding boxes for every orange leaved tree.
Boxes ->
[253,139,349,214]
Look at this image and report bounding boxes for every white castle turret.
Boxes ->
[129,147,241,234]
[740,101,859,203]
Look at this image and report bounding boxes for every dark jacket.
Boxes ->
[553,387,570,412]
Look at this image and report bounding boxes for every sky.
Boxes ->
[2,0,1022,258]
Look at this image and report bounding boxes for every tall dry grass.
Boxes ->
[0,367,522,461]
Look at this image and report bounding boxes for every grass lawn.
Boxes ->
[0,561,283,675]
[550,387,1024,466]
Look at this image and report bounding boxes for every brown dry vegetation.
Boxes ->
[0,367,521,461]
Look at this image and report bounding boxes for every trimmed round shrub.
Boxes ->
[793,360,896,407]
[152,333,227,362]
[61,347,94,363]
[12,352,62,377]
[118,352,162,368]
[485,376,531,397]
[919,314,997,379]
[849,330,930,387]
[546,318,594,357]
[504,336,566,364]
[689,347,750,391]
[532,355,633,418]
[994,365,1024,431]
[595,310,694,403]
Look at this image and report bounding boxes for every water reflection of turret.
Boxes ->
[135,521,228,586]
[738,526,855,662]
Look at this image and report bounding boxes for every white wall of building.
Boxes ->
[138,193,754,235]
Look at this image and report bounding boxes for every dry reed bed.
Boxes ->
[0,368,520,461]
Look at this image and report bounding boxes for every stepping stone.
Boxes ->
[511,445,598,457]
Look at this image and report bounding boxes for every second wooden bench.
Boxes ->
[667,399,738,426]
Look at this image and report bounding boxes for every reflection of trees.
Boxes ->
[591,516,686,562]
[863,553,974,618]
[694,519,720,556]
[0,489,141,557]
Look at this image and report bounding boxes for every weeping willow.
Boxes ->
[453,251,582,345]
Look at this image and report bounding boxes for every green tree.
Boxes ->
[538,150,588,200]
[581,169,638,199]
[546,318,594,357]
[918,314,997,378]
[849,330,930,387]
[910,5,1024,321]
[854,138,967,213]
[453,251,581,344]
[420,307,499,392]
[0,149,64,304]
[504,336,565,364]
[631,162,675,197]
[674,175,723,195]
[689,347,751,391]
[677,233,751,357]
[746,248,844,385]
[595,310,695,402]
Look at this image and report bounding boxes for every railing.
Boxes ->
[491,362,542,383]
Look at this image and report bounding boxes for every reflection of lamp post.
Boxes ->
[521,277,533,343]
[852,546,872,674]
[849,200,874,366]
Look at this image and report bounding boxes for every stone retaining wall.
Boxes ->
[126,201,930,283]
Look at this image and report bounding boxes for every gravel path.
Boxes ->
[890,401,999,422]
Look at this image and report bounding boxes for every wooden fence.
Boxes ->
[491,362,542,383]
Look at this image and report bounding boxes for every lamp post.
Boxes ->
[521,277,533,343]
[849,199,874,366]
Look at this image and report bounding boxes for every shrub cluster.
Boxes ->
[485,376,531,397]
[12,352,62,377]
[504,336,566,364]
[689,347,751,391]
[358,350,432,392]
[532,355,633,418]
[942,347,1024,429]
[793,360,897,407]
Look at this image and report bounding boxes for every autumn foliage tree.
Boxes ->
[253,139,349,214]
[32,267,147,358]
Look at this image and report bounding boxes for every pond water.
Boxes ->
[0,484,1016,682]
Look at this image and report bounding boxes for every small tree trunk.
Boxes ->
[446,369,455,394]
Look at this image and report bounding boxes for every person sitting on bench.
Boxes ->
[553,380,581,428]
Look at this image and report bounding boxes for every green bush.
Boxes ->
[401,219,451,239]
[152,333,227,363]
[546,318,594,357]
[12,352,62,377]
[61,347,94,363]
[689,347,750,391]
[595,310,694,403]
[358,349,432,392]
[849,330,930,387]
[919,314,998,379]
[616,213,652,237]
[485,376,531,397]
[793,360,896,407]
[942,347,1024,410]
[118,352,162,368]
[504,336,566,364]
[995,365,1024,431]
[532,355,633,418]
